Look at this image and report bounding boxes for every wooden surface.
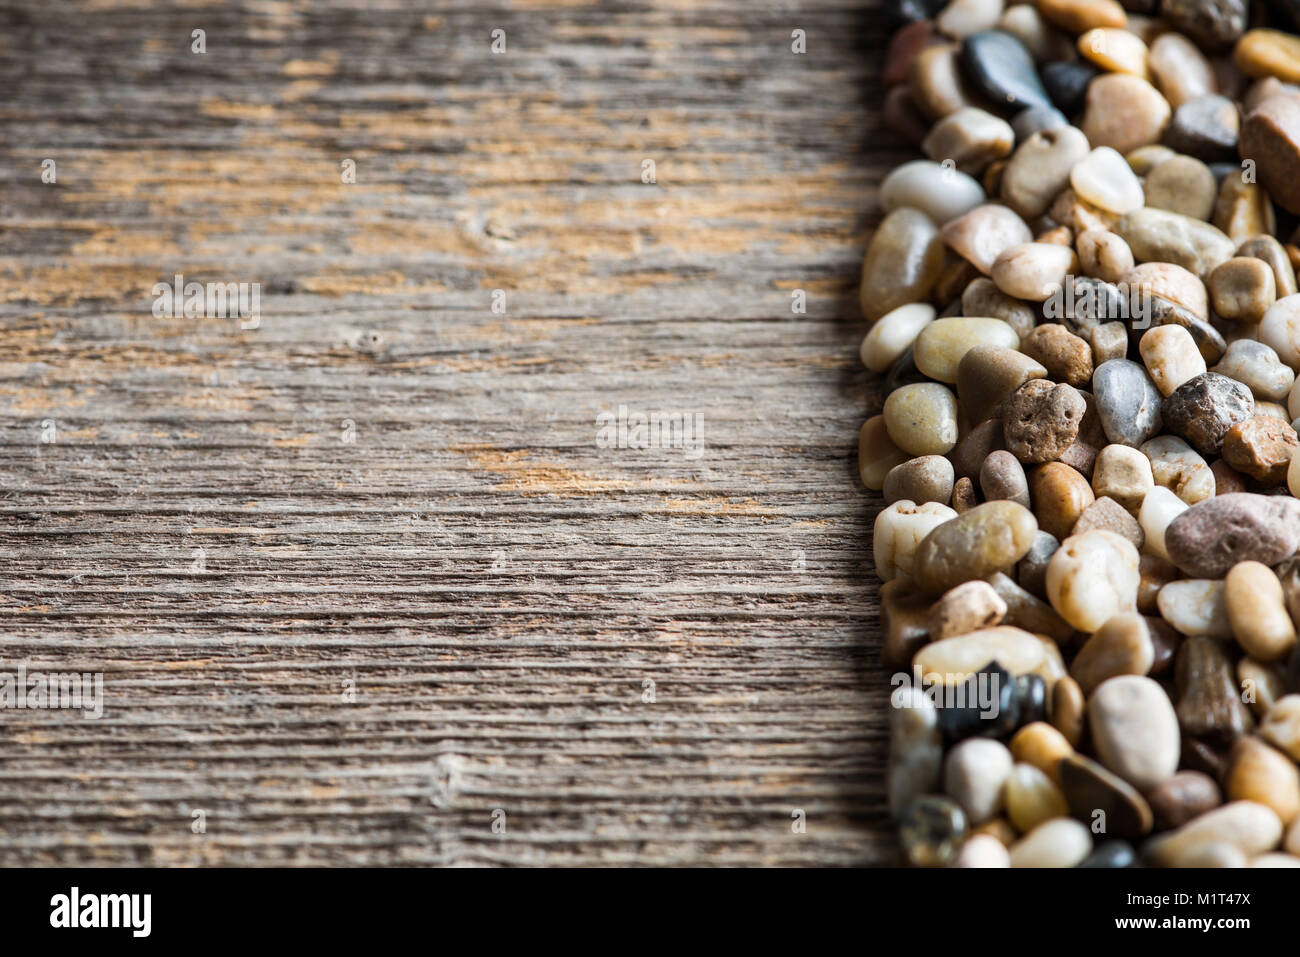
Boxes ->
[0,0,906,865]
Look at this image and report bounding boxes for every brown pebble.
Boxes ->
[1138,554,1179,616]
[1176,636,1255,745]
[952,475,980,513]
[961,278,1038,338]
[884,20,935,88]
[884,454,958,506]
[956,346,1048,426]
[1002,379,1086,464]
[884,85,931,145]
[1211,458,1250,494]
[861,208,946,323]
[1058,752,1154,839]
[1221,414,1299,484]
[1146,770,1222,830]
[1058,440,1099,479]
[928,580,1008,640]
[1213,177,1276,244]
[1147,614,1182,675]
[1238,235,1299,300]
[952,418,1006,479]
[1082,73,1172,155]
[909,43,978,121]
[1010,722,1075,786]
[987,571,1075,644]
[1209,256,1278,324]
[1050,675,1086,747]
[1029,462,1095,540]
[1037,0,1127,34]
[1021,324,1094,387]
[1239,94,1300,215]
[1072,495,1144,548]
[881,578,934,670]
[1225,736,1300,826]
[1070,612,1156,695]
[979,449,1031,508]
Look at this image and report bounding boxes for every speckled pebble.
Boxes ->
[1161,371,1255,456]
[884,454,958,506]
[1092,358,1165,447]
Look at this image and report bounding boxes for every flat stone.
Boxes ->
[1059,752,1155,838]
[979,449,1031,508]
[1165,94,1240,162]
[960,30,1052,112]
[884,454,957,506]
[1160,0,1247,51]
[1222,415,1299,484]
[1046,528,1140,632]
[912,500,1039,594]
[1114,207,1235,278]
[1161,371,1254,457]
[1176,635,1256,743]
[1088,674,1181,790]
[1164,492,1300,576]
[914,316,1020,383]
[1092,358,1164,447]
[860,207,946,322]
[1140,434,1215,503]
[1240,95,1300,215]
[1147,770,1223,830]
[941,204,1032,275]
[1000,125,1091,220]
[1001,379,1086,464]
[883,382,960,455]
[1145,801,1283,867]
[1082,74,1172,155]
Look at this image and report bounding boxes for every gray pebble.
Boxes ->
[1012,104,1068,143]
[1017,530,1060,598]
[1161,371,1255,456]
[1092,358,1165,447]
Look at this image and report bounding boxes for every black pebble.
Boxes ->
[885,0,946,27]
[961,31,1053,115]
[1041,60,1099,117]
[1014,674,1048,728]
[937,660,1019,741]
[1077,840,1138,868]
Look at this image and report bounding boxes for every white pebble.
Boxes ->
[873,500,958,581]
[881,159,986,227]
[1070,146,1145,214]
[1138,485,1188,561]
[861,302,937,373]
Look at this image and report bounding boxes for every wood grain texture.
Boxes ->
[0,0,910,865]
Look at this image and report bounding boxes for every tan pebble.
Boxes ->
[1126,144,1177,175]
[928,579,1008,639]
[1077,230,1135,284]
[1050,675,1086,747]
[1137,486,1188,561]
[961,278,1038,339]
[941,203,1033,275]
[1070,145,1145,214]
[1036,225,1073,246]
[1214,178,1276,244]
[952,475,980,513]
[923,107,1016,175]
[1002,380,1087,465]
[1090,321,1130,365]
[979,448,1031,508]
[1225,737,1300,826]
[860,415,909,490]
[1046,528,1140,632]
[1139,435,1215,504]
[1073,495,1144,548]
[1147,770,1223,830]
[860,207,946,323]
[956,346,1047,426]
[1142,155,1218,223]
[1021,324,1093,387]
[1163,841,1250,867]
[1003,763,1070,833]
[1149,32,1218,108]
[1078,27,1149,78]
[1092,444,1154,513]
[912,500,1039,594]
[1211,458,1250,494]
[1008,817,1093,867]
[952,833,1013,867]
[1010,721,1074,786]
[1260,295,1300,374]
[883,383,960,456]
[884,455,957,506]
[1139,324,1207,396]
[1048,187,1116,234]
[1001,126,1092,220]
[1037,0,1127,34]
[1209,256,1278,324]
[914,316,1020,383]
[990,242,1078,301]
[1146,801,1284,866]
[1127,261,1209,320]
[1029,461,1095,539]
[861,302,937,373]
[1235,29,1300,84]
[1157,578,1231,638]
[1238,235,1298,300]
[1082,73,1171,155]
[1238,657,1288,718]
[1260,695,1300,762]
[1221,414,1299,484]
[873,499,958,581]
[1225,561,1298,664]
[998,4,1075,63]
[908,43,978,121]
[914,626,1050,683]
[1069,612,1155,695]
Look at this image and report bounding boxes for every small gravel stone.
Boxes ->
[936,660,1021,740]
[960,277,1038,337]
[1050,674,1086,746]
[1212,340,1293,403]
[1149,31,1218,108]
[909,43,980,121]
[987,570,1075,643]
[1222,415,1299,484]
[1046,528,1141,632]
[1260,695,1300,762]
[1001,379,1086,464]
[1021,324,1093,387]
[884,382,961,455]
[1092,358,1165,447]
[937,0,1006,40]
[1214,178,1276,243]
[960,30,1053,112]
[1059,751,1155,838]
[1165,93,1239,161]
[914,316,1020,383]
[1003,762,1069,833]
[1142,154,1218,221]
[884,454,958,506]
[1239,235,1299,300]
[913,625,1049,680]
[952,833,1012,867]
[1209,257,1277,324]
[1160,0,1248,51]
[860,415,910,490]
[1071,146,1146,214]
[1077,840,1138,867]
[1165,492,1300,576]
[1114,207,1235,278]
[1073,495,1145,547]
[1139,324,1207,397]
[1224,736,1300,826]
[941,203,1032,275]
[1009,817,1093,867]
[979,449,1031,508]
[1077,231,1135,286]
[861,207,946,322]
[874,499,960,581]
[1091,444,1154,514]
[1010,721,1074,785]
[1090,321,1130,365]
[861,302,937,374]
[1129,261,1210,319]
[1157,578,1231,638]
[1259,294,1300,372]
[944,737,1014,824]
[1176,635,1256,740]
[1146,801,1283,867]
[1082,74,1172,155]
[1239,95,1300,215]
[1161,371,1254,456]
[881,578,934,670]
[1139,486,1189,562]
[1037,0,1127,34]
[899,795,969,866]
[1077,27,1150,78]
[1016,530,1059,597]
[1148,770,1223,830]
[928,579,1008,639]
[990,241,1077,301]
[1000,126,1091,219]
[1070,612,1155,694]
[1011,103,1070,141]
[957,348,1048,428]
[1029,461,1096,539]
[1089,674,1182,791]
[1235,28,1300,84]
[881,159,987,226]
[1140,435,1215,503]
[1144,294,1227,364]
[952,418,1006,479]
[1042,59,1101,115]
[912,499,1039,594]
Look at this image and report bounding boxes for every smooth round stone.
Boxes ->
[913,626,1047,681]
[1129,261,1209,319]
[1060,752,1155,838]
[1000,126,1091,220]
[1078,27,1150,78]
[1214,179,1275,244]
[961,278,1037,337]
[1091,444,1153,514]
[1140,487,1190,563]
[860,207,946,323]
[912,499,1039,593]
[998,5,1074,63]
[1037,0,1126,33]
[908,42,977,120]
[899,795,969,866]
[1088,674,1181,790]
[952,418,1006,480]
[1161,0,1247,50]
[1009,817,1093,868]
[1161,371,1254,456]
[1070,613,1156,694]
[1163,841,1250,867]
[884,382,960,456]
[1010,104,1069,141]
[928,579,1008,640]
[1140,435,1214,504]
[1149,32,1218,108]
[1222,415,1299,484]
[1002,380,1086,464]
[1176,636,1256,742]
[944,738,1014,824]
[1260,695,1300,762]
[941,203,1032,275]
[1016,530,1059,598]
[1209,258,1277,326]
[1143,155,1218,222]
[956,347,1047,428]
[1238,655,1288,718]
[1021,324,1092,387]
[1144,295,1227,365]
[1077,840,1137,867]
[1235,29,1300,83]
[1092,358,1164,447]
[1046,528,1140,632]
[1287,445,1300,498]
[953,833,1012,867]
[936,660,1022,740]
[960,30,1053,112]
[889,684,944,815]
[1004,762,1069,833]
[1166,492,1300,577]
[990,242,1076,301]
[987,570,1074,643]
[874,499,960,580]
[914,315,1019,383]
[1139,324,1207,397]
[1070,146,1145,215]
[860,415,911,490]
[1127,143,1178,175]
[885,454,958,506]
[1239,96,1300,216]
[1082,74,1172,155]
[1259,294,1300,372]
[1165,94,1239,162]
[1010,721,1074,785]
[937,0,1005,39]
[862,302,937,373]
[1238,237,1297,301]
[1041,59,1099,115]
[1215,349,1292,419]
[1114,207,1235,278]
[1077,229,1135,284]
[1146,801,1283,867]
[1225,736,1300,826]
[882,159,987,228]
[1148,770,1223,830]
[980,449,1031,508]
[923,107,1016,174]
[1090,321,1129,366]
[1029,461,1095,540]
[1050,674,1085,746]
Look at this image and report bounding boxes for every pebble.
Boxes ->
[1070,146,1146,215]
[1222,414,1299,484]
[990,242,1077,301]
[1090,321,1130,366]
[1158,578,1232,638]
[1046,528,1140,632]
[1144,157,1218,223]
[937,660,1022,740]
[1000,126,1091,220]
[998,5,1074,63]
[1139,325,1207,397]
[1059,752,1155,838]
[1212,340,1293,404]
[1145,294,1227,364]
[1041,60,1101,115]
[860,415,910,490]
[884,454,957,506]
[1161,371,1255,456]
[1114,207,1235,278]
[1224,736,1300,826]
[882,578,934,669]
[861,302,937,373]
[1288,444,1300,498]
[961,278,1038,337]
[1260,695,1300,761]
[941,203,1032,275]
[861,207,946,322]
[1077,840,1138,867]
[884,382,961,455]
[1149,32,1218,108]
[1165,94,1240,162]
[1016,673,1049,727]
[912,499,1039,593]
[1080,31,1152,82]
[1239,95,1300,215]
[914,316,1020,383]
[937,0,1005,39]
[944,737,1014,824]
[1092,358,1165,447]
[1238,235,1298,300]
[888,685,943,815]
[928,579,1008,639]
[899,795,969,866]
[1139,556,1181,620]
[1082,74,1172,155]
[960,30,1053,112]
[913,626,1049,681]
[1001,379,1086,464]
[959,352,1047,431]
[1011,103,1069,141]
[1148,771,1223,830]
[884,84,932,145]
[952,833,1012,867]
[1036,0,1127,34]
[1004,762,1070,833]
[1091,444,1155,514]
[1140,435,1215,503]
[1050,674,1086,746]
[1164,492,1300,576]
[882,159,987,226]
[1213,178,1276,244]
[1127,143,1179,175]
[873,499,959,581]
[1010,721,1074,783]
[1017,530,1059,597]
[952,418,1006,478]
[1259,294,1300,372]
[1089,674,1181,790]
[1029,461,1096,539]
[885,20,935,87]
[1073,495,1145,547]
[1235,29,1300,84]
[1070,613,1155,694]
[1145,801,1283,867]
[1129,261,1210,320]
[1139,486,1190,561]
[987,571,1075,643]
[979,449,1031,508]
[909,43,980,121]
[1238,656,1288,718]
[1022,327,1092,389]
[1077,230,1135,285]
[1162,840,1250,866]
[1161,0,1247,51]
[1176,635,1256,740]
[1008,817,1093,867]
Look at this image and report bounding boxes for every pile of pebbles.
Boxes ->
[861,0,1300,866]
